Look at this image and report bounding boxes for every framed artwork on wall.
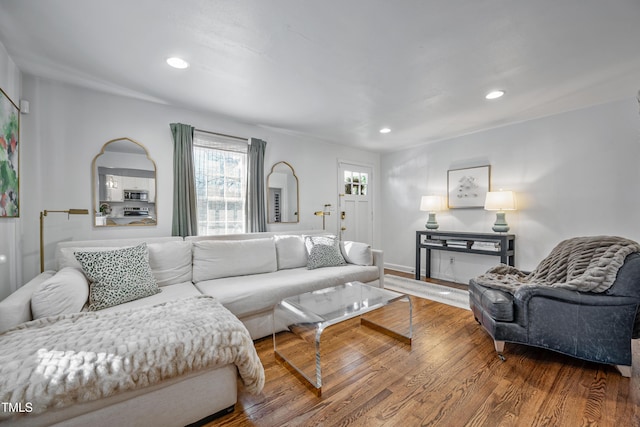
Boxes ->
[447,165,490,209]
[0,87,19,217]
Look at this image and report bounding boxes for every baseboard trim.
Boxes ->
[384,263,414,274]
[384,263,459,283]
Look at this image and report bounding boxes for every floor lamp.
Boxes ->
[40,209,89,272]
[314,203,332,230]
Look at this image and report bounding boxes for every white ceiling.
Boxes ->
[1,0,639,152]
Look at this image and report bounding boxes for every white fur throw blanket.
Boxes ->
[474,236,640,294]
[0,296,264,419]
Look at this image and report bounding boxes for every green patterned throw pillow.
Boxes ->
[74,243,160,311]
[304,235,347,270]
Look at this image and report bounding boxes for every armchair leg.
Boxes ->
[494,340,506,361]
[615,365,632,378]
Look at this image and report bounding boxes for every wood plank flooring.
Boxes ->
[209,274,640,426]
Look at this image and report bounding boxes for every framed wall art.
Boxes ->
[447,165,490,209]
[0,87,19,217]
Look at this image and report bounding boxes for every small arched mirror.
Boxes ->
[267,161,299,223]
[92,137,157,227]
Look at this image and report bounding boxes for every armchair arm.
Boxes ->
[514,285,639,307]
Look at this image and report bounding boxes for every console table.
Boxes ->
[415,230,515,280]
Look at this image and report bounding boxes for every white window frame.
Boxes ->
[193,130,248,235]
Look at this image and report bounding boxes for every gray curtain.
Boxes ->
[246,138,267,232]
[170,123,198,237]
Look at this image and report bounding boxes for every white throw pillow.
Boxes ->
[341,241,373,266]
[274,235,308,270]
[304,235,346,269]
[31,267,89,319]
[59,246,122,270]
[192,238,277,282]
[147,241,193,286]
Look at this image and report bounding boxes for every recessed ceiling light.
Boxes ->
[485,90,505,100]
[166,57,189,69]
[379,127,391,134]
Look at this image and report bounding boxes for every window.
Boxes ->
[193,131,248,235]
[343,170,368,196]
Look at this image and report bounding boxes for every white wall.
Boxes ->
[381,97,640,283]
[0,40,22,299]
[20,75,380,283]
[12,56,638,292]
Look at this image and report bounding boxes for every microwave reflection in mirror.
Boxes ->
[124,190,148,201]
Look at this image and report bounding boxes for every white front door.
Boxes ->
[338,161,373,245]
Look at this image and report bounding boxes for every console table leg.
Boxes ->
[415,234,421,280]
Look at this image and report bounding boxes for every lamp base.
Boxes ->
[492,211,510,233]
[425,212,439,230]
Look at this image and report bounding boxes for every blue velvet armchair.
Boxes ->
[469,252,640,377]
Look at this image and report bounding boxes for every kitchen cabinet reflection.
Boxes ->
[92,138,157,227]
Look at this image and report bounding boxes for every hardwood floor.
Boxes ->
[383,268,469,290]
[209,273,640,426]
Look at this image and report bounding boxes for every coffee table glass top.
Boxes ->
[279,281,407,328]
[273,281,412,394]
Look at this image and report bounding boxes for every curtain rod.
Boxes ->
[195,128,247,142]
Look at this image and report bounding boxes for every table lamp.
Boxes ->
[484,191,516,232]
[420,195,443,230]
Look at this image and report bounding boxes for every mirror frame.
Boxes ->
[267,161,299,224]
[91,137,157,227]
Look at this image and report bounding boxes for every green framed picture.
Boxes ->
[0,87,19,217]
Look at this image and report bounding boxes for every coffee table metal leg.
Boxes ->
[274,351,323,396]
[361,294,412,344]
[360,318,412,344]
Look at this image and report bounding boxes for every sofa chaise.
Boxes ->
[0,231,383,426]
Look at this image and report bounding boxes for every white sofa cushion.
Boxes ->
[195,265,380,319]
[30,267,89,319]
[59,246,122,270]
[274,235,307,270]
[75,244,161,311]
[147,241,193,286]
[341,241,373,266]
[192,238,277,282]
[98,282,202,313]
[59,241,191,287]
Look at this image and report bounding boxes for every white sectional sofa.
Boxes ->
[186,232,383,339]
[0,231,383,426]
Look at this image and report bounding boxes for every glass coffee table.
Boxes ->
[273,281,412,395]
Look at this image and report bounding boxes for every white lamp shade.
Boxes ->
[484,191,516,211]
[420,195,443,212]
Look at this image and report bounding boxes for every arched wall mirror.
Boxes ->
[267,161,299,223]
[92,137,157,227]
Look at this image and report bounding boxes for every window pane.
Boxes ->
[343,170,369,197]
[193,136,247,236]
